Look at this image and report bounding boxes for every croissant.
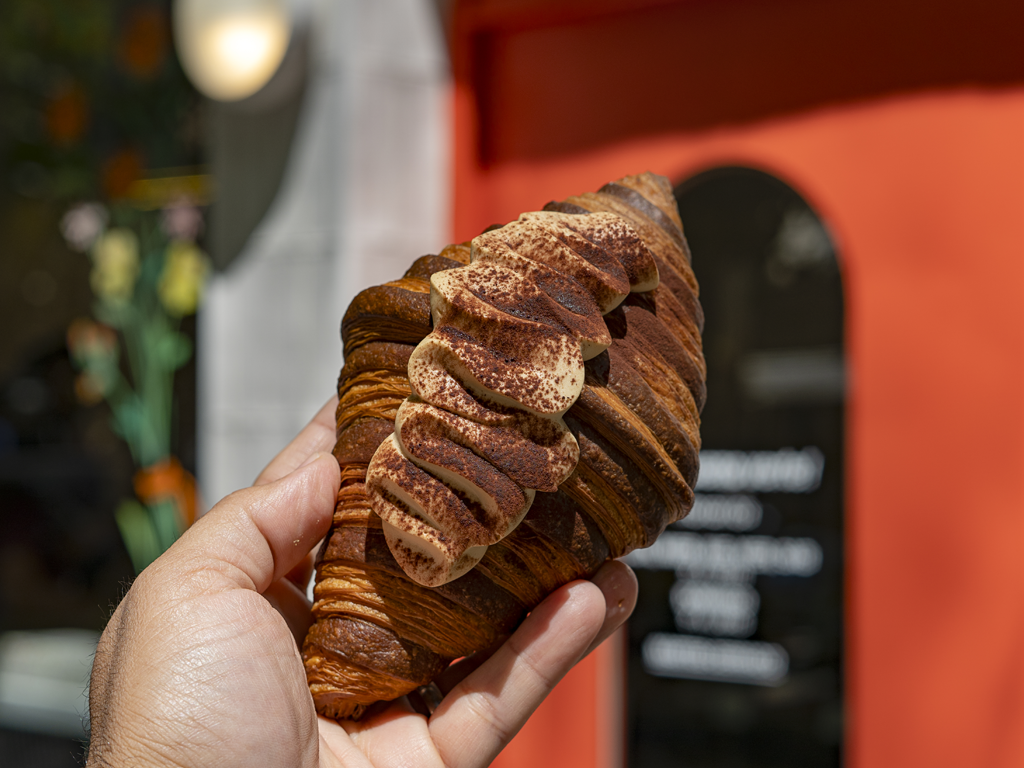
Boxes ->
[302,172,706,719]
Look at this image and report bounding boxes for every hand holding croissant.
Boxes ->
[86,399,638,768]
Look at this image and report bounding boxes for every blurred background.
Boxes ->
[4,1,1024,767]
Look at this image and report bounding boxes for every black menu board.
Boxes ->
[625,167,844,767]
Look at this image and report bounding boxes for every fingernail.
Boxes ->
[590,561,637,611]
[590,563,623,593]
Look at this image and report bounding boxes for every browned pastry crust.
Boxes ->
[303,173,705,719]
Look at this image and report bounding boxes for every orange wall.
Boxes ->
[461,88,1024,767]
[454,0,1024,164]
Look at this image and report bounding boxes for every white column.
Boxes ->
[198,0,450,506]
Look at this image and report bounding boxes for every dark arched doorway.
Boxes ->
[626,167,845,767]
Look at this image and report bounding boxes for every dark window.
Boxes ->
[627,166,844,768]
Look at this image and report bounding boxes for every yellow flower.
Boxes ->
[158,241,210,316]
[91,228,139,302]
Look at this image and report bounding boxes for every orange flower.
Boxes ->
[74,372,107,405]
[45,85,89,146]
[102,148,144,200]
[119,6,169,80]
[67,317,118,361]
[134,457,200,528]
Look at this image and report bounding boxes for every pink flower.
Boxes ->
[61,203,108,252]
[161,196,204,242]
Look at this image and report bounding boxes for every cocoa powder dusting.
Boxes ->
[365,208,679,586]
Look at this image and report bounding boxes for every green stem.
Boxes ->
[106,220,175,467]
[118,302,160,466]
[147,219,174,467]
[103,369,143,466]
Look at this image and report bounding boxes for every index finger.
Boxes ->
[255,397,338,485]
[427,579,606,768]
[432,559,638,696]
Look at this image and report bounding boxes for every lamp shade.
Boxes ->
[173,0,291,102]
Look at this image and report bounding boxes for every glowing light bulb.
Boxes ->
[174,0,291,102]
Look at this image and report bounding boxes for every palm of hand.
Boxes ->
[87,400,636,768]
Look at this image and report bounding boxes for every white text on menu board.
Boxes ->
[625,447,825,686]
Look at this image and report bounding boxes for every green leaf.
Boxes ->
[153,332,193,370]
[93,300,130,330]
[92,355,121,396]
[149,499,183,553]
[115,499,161,574]
[110,396,144,461]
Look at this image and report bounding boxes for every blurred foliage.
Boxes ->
[0,0,202,204]
[64,200,209,470]
[0,0,205,579]
[62,197,209,572]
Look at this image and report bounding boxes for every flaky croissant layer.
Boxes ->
[303,172,705,720]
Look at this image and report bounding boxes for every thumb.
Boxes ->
[164,453,340,594]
